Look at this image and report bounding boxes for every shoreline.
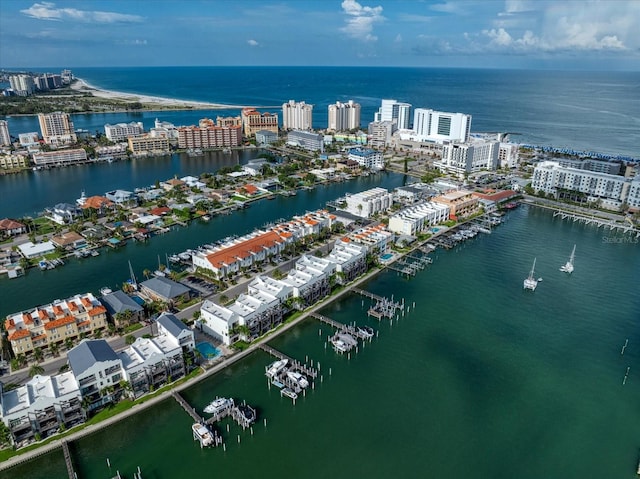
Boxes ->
[70,77,272,111]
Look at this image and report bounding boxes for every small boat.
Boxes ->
[202,214,211,221]
[286,371,309,389]
[38,260,49,271]
[203,397,234,415]
[281,388,298,400]
[99,287,113,296]
[330,337,350,354]
[523,258,538,291]
[266,359,289,378]
[90,250,99,257]
[192,422,215,447]
[357,325,375,339]
[559,244,576,274]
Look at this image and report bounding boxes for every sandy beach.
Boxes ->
[70,77,251,110]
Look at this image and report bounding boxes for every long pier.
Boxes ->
[172,391,202,423]
[352,288,384,302]
[61,440,75,479]
[552,210,638,235]
[258,344,318,378]
[309,312,375,341]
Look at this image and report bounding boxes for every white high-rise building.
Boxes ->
[436,139,500,175]
[0,120,10,146]
[9,75,35,95]
[105,122,144,142]
[411,109,471,143]
[374,99,411,130]
[282,100,313,130]
[328,100,361,131]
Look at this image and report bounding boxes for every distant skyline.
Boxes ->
[1,0,639,71]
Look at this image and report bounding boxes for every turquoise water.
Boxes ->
[196,342,220,359]
[3,205,638,478]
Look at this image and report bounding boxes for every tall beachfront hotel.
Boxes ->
[241,108,279,137]
[411,109,471,143]
[38,111,77,145]
[282,100,313,130]
[328,100,361,131]
[374,99,412,130]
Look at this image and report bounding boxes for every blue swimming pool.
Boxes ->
[196,342,220,359]
[380,253,393,261]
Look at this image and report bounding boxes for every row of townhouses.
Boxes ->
[0,313,194,445]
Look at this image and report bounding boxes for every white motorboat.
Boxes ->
[330,337,350,354]
[99,286,113,296]
[559,244,576,274]
[286,371,309,389]
[357,325,375,339]
[265,359,289,378]
[523,258,538,291]
[203,397,234,415]
[192,422,215,447]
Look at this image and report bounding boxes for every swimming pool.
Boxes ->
[196,342,220,359]
[380,253,393,261]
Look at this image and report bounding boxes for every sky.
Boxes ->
[0,0,639,70]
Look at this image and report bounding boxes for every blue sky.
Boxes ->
[1,0,639,70]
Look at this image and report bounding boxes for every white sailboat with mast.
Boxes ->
[523,258,538,291]
[559,244,576,273]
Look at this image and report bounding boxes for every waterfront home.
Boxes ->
[4,292,108,358]
[80,196,115,216]
[326,242,368,283]
[0,372,83,445]
[50,231,87,250]
[342,187,393,218]
[180,175,206,189]
[341,223,393,254]
[388,201,451,236]
[0,218,26,237]
[432,189,479,220]
[100,290,145,325]
[132,214,163,229]
[160,177,185,191]
[157,312,195,351]
[80,225,109,241]
[198,300,239,346]
[68,339,126,412]
[138,188,164,201]
[236,183,260,198]
[148,206,171,217]
[17,240,55,259]
[47,202,80,225]
[105,189,135,206]
[281,262,330,309]
[139,276,190,305]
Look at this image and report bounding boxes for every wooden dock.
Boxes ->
[352,288,384,302]
[310,312,375,341]
[258,344,318,378]
[61,440,75,479]
[172,391,203,423]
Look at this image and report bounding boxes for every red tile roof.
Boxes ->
[88,306,107,317]
[0,218,25,230]
[44,315,76,330]
[150,206,170,216]
[472,190,517,202]
[82,196,114,210]
[8,329,30,341]
[206,231,284,269]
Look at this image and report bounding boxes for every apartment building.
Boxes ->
[432,189,479,219]
[241,108,279,137]
[388,202,451,236]
[177,125,242,149]
[328,100,361,131]
[32,149,87,168]
[282,100,313,130]
[127,135,170,156]
[104,122,144,142]
[38,112,77,145]
[342,187,393,218]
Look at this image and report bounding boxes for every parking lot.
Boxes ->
[180,276,216,296]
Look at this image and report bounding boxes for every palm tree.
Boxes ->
[143,269,151,280]
[50,342,59,357]
[33,347,43,363]
[28,364,44,377]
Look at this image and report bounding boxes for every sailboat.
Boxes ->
[559,244,576,273]
[523,258,538,291]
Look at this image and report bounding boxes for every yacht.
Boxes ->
[203,397,234,415]
[357,325,375,339]
[265,359,289,378]
[559,244,576,274]
[330,337,350,354]
[286,371,309,389]
[99,286,113,296]
[192,422,215,447]
[523,258,538,291]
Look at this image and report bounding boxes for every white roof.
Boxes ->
[17,241,55,257]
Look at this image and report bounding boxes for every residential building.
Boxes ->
[0,218,26,237]
[432,189,479,219]
[16,240,56,259]
[50,230,86,250]
[105,190,135,205]
[177,124,242,149]
[409,109,471,144]
[627,177,640,211]
[342,187,393,218]
[287,130,324,152]
[216,116,242,127]
[374,99,411,130]
[100,291,145,324]
[340,223,393,253]
[554,157,622,175]
[127,135,170,156]
[282,100,313,130]
[436,138,500,175]
[328,100,361,131]
[498,142,520,169]
[348,148,384,170]
[9,75,35,95]
[0,372,82,445]
[104,122,144,142]
[61,69,73,84]
[32,149,87,168]
[38,112,77,145]
[531,160,633,211]
[5,293,109,358]
[18,132,40,148]
[0,120,10,146]
[139,276,190,305]
[0,151,30,170]
[388,202,450,236]
[368,121,395,148]
[47,203,80,225]
[241,108,279,137]
[255,130,278,146]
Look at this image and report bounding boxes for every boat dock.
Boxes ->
[353,290,403,320]
[172,391,203,423]
[309,312,375,341]
[552,210,639,235]
[258,344,318,378]
[61,440,75,479]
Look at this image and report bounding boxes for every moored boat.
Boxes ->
[192,422,215,447]
[286,371,309,389]
[265,359,289,378]
[203,397,234,415]
[523,258,538,291]
[559,244,576,274]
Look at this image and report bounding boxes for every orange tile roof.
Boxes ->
[22,313,34,325]
[77,320,91,327]
[44,315,76,330]
[37,309,48,320]
[82,196,114,210]
[0,218,25,230]
[88,306,107,316]
[81,297,92,308]
[243,184,258,194]
[4,318,15,330]
[472,190,517,202]
[206,231,284,269]
[8,329,30,341]
[31,334,46,342]
[52,305,64,316]
[150,206,170,216]
[67,301,78,311]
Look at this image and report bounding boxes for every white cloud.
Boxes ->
[341,0,384,42]
[247,39,259,47]
[21,2,143,23]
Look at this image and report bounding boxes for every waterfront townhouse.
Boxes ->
[38,112,76,145]
[0,372,82,445]
[282,100,313,131]
[192,230,286,279]
[388,202,451,236]
[104,122,144,142]
[432,189,479,220]
[199,300,239,346]
[342,187,393,218]
[281,261,330,309]
[32,148,87,168]
[436,138,500,175]
[177,124,242,149]
[531,160,633,211]
[341,224,393,254]
[127,134,170,156]
[241,108,279,137]
[68,339,126,412]
[325,242,368,284]
[4,293,108,358]
[230,291,283,339]
[0,151,30,170]
[348,148,384,170]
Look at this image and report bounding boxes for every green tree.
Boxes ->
[125,335,136,345]
[29,364,45,377]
